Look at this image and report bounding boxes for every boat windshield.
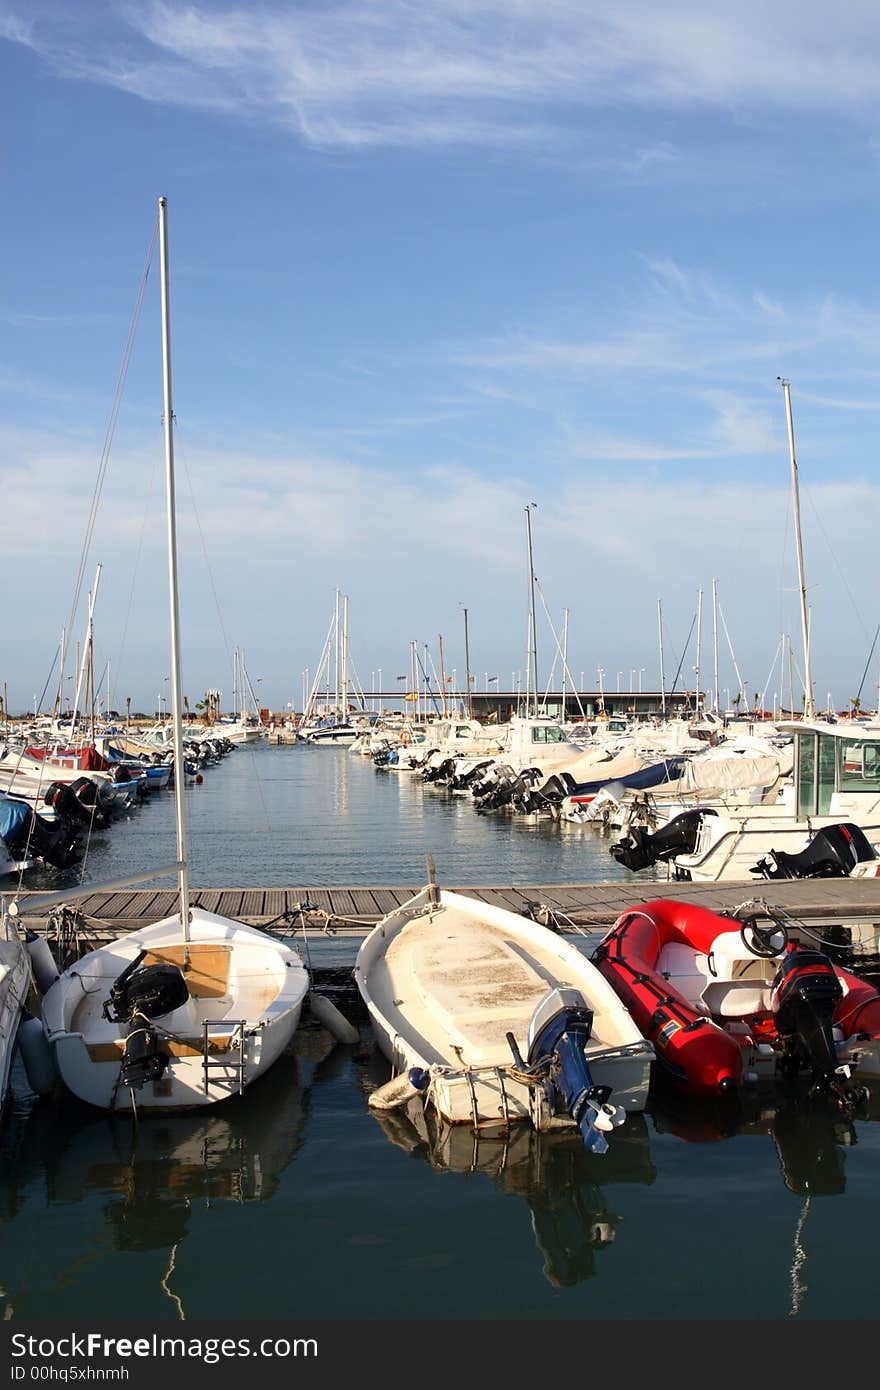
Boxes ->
[838,738,880,792]
[531,725,567,744]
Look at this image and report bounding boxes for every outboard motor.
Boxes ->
[769,946,846,1097]
[508,987,625,1153]
[104,950,190,1090]
[610,808,707,872]
[44,781,110,831]
[752,823,878,880]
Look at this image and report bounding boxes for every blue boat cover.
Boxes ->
[0,797,31,842]
[567,756,687,798]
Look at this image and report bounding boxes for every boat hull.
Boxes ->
[41,908,308,1112]
[356,887,654,1130]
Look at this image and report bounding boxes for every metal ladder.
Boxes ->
[202,1019,247,1096]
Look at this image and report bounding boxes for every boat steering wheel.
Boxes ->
[739,912,788,958]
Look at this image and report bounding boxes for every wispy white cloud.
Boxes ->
[3,421,877,706]
[6,2,880,151]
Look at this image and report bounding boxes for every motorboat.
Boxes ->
[354,875,654,1152]
[592,896,880,1103]
[645,720,880,883]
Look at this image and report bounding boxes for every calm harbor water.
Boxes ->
[4,743,880,1322]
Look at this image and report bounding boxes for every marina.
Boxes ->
[4,742,880,1322]
[5,11,880,1346]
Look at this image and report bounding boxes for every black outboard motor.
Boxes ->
[104,950,190,1090]
[44,781,110,831]
[610,808,707,872]
[752,823,878,880]
[769,947,844,1095]
[422,758,455,784]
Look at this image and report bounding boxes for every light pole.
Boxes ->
[597,667,605,714]
[629,669,635,693]
[638,669,644,693]
[616,672,622,692]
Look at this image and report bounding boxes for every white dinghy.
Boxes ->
[355,869,653,1153]
[24,198,309,1113]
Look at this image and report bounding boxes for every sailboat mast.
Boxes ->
[658,598,667,719]
[333,589,340,718]
[525,503,539,718]
[780,379,815,720]
[342,594,349,720]
[695,587,703,716]
[712,578,719,715]
[158,195,191,936]
[561,608,569,724]
[463,606,472,719]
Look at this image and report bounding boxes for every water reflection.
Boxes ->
[646,1083,880,1316]
[370,1102,657,1288]
[0,1027,350,1318]
[646,1082,870,1197]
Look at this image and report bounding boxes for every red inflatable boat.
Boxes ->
[591,898,880,1100]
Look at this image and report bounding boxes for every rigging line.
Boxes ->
[717,603,748,705]
[759,634,785,712]
[110,425,162,716]
[56,214,160,716]
[414,647,442,716]
[175,432,275,829]
[855,622,880,705]
[803,485,870,640]
[533,578,587,722]
[176,429,235,672]
[668,613,696,697]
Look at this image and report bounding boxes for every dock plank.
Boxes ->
[14,878,880,941]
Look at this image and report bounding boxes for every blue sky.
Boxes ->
[4,1,880,716]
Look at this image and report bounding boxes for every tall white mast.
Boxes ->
[341,593,349,720]
[712,578,719,715]
[658,598,667,719]
[462,606,472,719]
[780,379,815,720]
[695,587,703,716]
[560,608,569,724]
[525,503,539,718]
[158,195,191,938]
[333,589,340,718]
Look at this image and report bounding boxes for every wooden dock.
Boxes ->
[12,877,880,938]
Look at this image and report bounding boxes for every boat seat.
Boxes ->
[142,944,231,998]
[702,980,771,1018]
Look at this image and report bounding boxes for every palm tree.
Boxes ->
[195,691,220,725]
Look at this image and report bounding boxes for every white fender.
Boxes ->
[308,993,360,1045]
[25,931,59,995]
[368,1068,430,1111]
[16,1012,56,1096]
